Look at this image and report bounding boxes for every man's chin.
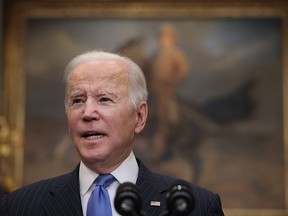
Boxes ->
[82,152,108,164]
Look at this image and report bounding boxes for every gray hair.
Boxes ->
[64,50,148,109]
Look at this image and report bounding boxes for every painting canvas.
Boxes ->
[24,18,283,210]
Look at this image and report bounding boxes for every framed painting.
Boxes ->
[2,1,288,215]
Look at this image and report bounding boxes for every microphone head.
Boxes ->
[114,182,142,215]
[165,182,195,216]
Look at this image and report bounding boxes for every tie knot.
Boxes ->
[95,174,115,188]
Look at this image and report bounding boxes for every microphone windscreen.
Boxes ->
[165,182,195,215]
[114,182,142,215]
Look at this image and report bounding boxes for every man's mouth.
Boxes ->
[81,132,105,140]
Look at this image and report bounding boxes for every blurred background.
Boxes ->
[0,0,287,214]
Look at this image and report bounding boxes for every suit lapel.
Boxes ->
[41,165,83,216]
[136,160,168,216]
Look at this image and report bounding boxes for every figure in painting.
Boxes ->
[150,24,190,159]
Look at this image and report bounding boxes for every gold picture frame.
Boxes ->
[2,1,288,215]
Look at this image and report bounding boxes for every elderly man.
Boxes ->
[0,51,224,216]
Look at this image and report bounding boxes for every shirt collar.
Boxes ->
[111,151,139,185]
[79,151,139,196]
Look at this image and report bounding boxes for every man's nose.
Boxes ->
[82,99,99,121]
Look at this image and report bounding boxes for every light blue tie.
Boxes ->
[87,174,115,216]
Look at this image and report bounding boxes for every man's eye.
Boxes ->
[71,98,83,104]
[99,97,111,103]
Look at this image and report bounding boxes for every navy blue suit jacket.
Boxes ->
[0,159,224,215]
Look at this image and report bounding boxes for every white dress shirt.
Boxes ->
[79,152,139,216]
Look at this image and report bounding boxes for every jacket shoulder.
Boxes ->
[0,166,79,216]
[9,170,76,197]
[136,159,224,216]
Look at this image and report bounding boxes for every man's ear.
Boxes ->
[135,101,148,134]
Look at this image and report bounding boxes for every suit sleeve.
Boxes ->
[208,194,225,216]
[0,195,8,216]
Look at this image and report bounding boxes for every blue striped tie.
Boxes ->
[87,174,115,216]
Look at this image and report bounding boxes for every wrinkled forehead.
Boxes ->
[68,60,130,86]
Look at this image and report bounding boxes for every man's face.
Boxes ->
[66,60,147,173]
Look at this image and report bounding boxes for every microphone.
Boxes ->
[114,182,146,216]
[163,182,195,216]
